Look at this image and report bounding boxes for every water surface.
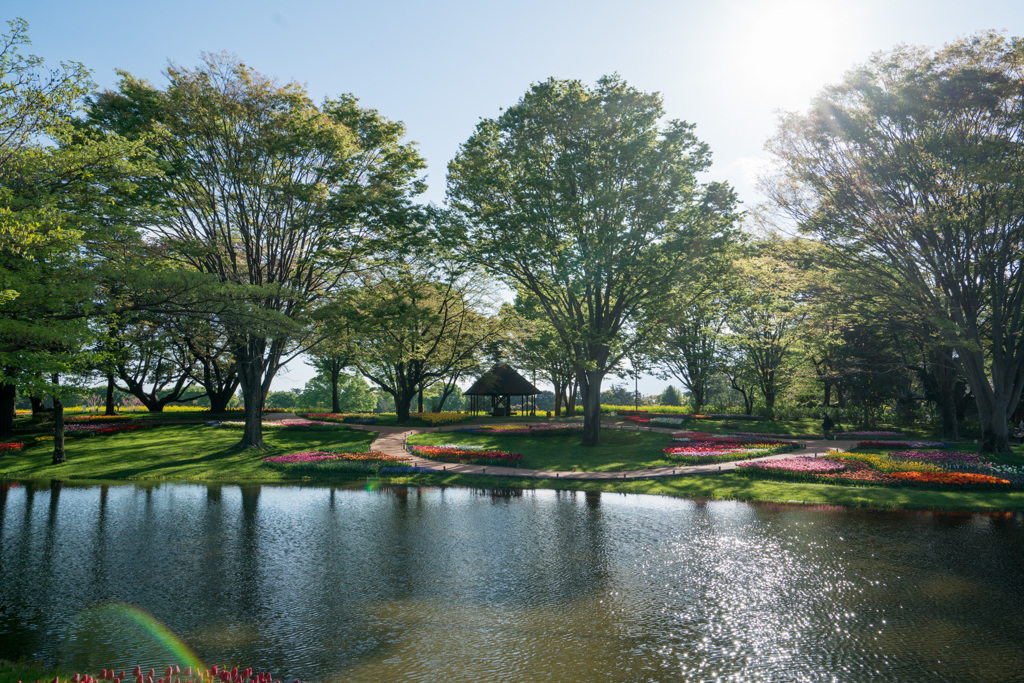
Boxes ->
[0,481,1021,682]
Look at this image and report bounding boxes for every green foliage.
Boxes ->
[765,32,1024,452]
[659,385,683,406]
[296,372,376,412]
[447,74,737,445]
[86,53,426,447]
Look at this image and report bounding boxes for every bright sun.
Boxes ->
[725,0,864,111]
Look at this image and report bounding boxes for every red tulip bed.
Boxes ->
[409,444,523,466]
[18,664,307,683]
[0,441,25,451]
[262,449,412,474]
[736,448,1021,489]
[662,436,796,465]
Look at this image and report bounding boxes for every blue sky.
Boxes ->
[9,0,1024,393]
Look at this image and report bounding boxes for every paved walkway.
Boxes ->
[334,418,857,481]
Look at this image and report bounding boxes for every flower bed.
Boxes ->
[671,431,713,439]
[412,412,471,426]
[410,444,522,466]
[737,449,1018,489]
[304,413,379,424]
[262,450,410,474]
[662,438,794,465]
[736,456,846,481]
[66,414,132,423]
[0,442,25,451]
[459,424,582,437]
[37,663,305,683]
[888,471,1010,486]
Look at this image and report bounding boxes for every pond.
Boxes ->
[0,481,1022,682]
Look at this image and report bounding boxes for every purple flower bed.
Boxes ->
[738,456,846,473]
[887,450,984,464]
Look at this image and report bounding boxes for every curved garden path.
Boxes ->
[332,417,857,481]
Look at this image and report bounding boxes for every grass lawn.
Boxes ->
[0,424,376,482]
[407,428,681,471]
[0,658,73,683]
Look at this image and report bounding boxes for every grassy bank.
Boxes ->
[3,421,1023,511]
[374,470,1024,512]
[0,658,72,683]
[0,424,376,482]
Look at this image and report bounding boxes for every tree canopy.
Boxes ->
[447,75,737,445]
[765,32,1024,452]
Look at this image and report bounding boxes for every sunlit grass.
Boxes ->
[0,424,377,482]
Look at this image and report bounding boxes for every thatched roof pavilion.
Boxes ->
[465,363,540,417]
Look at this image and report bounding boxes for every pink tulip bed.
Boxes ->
[458,424,582,437]
[19,664,307,683]
[409,444,523,466]
[262,449,412,474]
[304,412,379,424]
[662,437,796,465]
[61,423,156,437]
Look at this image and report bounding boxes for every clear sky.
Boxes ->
[9,0,1024,394]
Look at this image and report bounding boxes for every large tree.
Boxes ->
[0,19,158,458]
[447,75,736,445]
[342,264,505,423]
[88,54,425,448]
[765,33,1024,452]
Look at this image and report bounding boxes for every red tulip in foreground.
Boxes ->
[19,663,307,683]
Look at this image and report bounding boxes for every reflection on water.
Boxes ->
[0,480,1022,682]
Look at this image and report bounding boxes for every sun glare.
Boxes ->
[724,0,863,111]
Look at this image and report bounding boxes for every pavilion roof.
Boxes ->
[464,363,540,396]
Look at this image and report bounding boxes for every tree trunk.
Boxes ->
[52,374,66,465]
[105,372,117,416]
[31,395,44,417]
[0,372,14,439]
[394,388,415,424]
[552,380,565,417]
[235,349,266,449]
[330,363,341,414]
[578,370,604,447]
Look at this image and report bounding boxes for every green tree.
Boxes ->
[765,32,1024,452]
[726,242,809,420]
[343,264,505,423]
[88,54,425,448]
[659,385,683,406]
[447,75,737,445]
[0,19,158,457]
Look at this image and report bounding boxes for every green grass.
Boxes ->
[0,658,73,683]
[4,419,1022,511]
[0,424,377,482]
[376,471,1024,511]
[407,428,680,471]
